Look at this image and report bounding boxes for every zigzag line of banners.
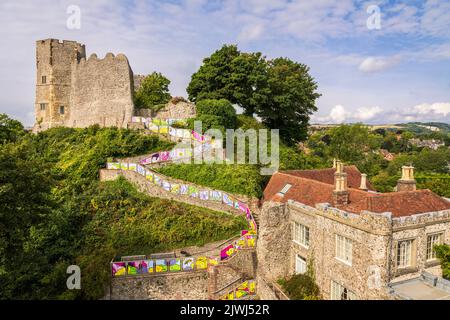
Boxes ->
[110,119,258,299]
[107,161,258,299]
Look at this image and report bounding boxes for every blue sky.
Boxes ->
[1,0,449,126]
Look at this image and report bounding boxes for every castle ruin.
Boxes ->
[34,39,138,131]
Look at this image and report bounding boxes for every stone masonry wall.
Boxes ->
[111,271,209,300]
[69,53,134,128]
[99,168,256,216]
[389,210,450,283]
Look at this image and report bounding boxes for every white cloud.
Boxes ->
[358,56,401,73]
[238,23,265,42]
[413,102,450,117]
[313,102,450,124]
[312,104,383,124]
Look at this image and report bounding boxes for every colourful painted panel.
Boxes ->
[199,190,209,200]
[246,235,256,247]
[154,175,162,186]
[159,126,169,134]
[126,261,139,275]
[149,124,159,133]
[136,165,146,176]
[155,259,168,273]
[222,194,234,207]
[162,181,171,191]
[146,260,155,273]
[111,262,126,277]
[196,256,208,270]
[146,171,154,182]
[188,185,199,198]
[128,163,137,171]
[235,237,246,249]
[234,201,240,209]
[249,281,256,294]
[170,184,180,194]
[210,190,222,201]
[182,257,194,271]
[160,151,171,161]
[220,244,236,260]
[235,288,248,299]
[180,185,188,195]
[208,257,219,266]
[169,259,181,272]
[107,162,120,170]
[120,162,128,170]
[238,201,248,213]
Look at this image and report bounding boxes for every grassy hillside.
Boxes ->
[0,125,245,300]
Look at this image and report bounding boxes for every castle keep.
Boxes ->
[34,39,135,131]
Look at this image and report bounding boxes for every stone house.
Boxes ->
[257,161,450,300]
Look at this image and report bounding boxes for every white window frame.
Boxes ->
[397,239,413,268]
[335,234,352,266]
[330,280,356,300]
[293,222,310,248]
[278,183,292,196]
[295,255,307,274]
[426,233,443,261]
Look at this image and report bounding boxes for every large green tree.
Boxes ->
[327,124,383,163]
[134,72,171,110]
[187,45,320,144]
[258,58,320,144]
[0,113,25,144]
[187,45,268,116]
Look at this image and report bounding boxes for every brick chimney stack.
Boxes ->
[397,166,416,192]
[359,173,368,191]
[333,161,349,206]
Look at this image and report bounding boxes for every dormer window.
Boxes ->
[278,183,292,196]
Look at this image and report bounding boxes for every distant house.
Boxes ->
[380,149,395,161]
[409,138,445,150]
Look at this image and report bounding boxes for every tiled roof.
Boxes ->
[264,170,450,217]
[283,165,373,190]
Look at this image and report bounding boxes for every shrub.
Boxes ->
[279,273,321,300]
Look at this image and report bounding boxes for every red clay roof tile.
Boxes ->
[264,170,450,217]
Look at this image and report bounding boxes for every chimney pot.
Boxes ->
[359,173,368,191]
[397,165,416,192]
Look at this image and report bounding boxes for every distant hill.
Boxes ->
[394,122,450,134]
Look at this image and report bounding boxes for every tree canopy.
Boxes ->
[134,72,171,110]
[187,45,320,144]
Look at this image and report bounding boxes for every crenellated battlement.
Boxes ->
[33,39,134,132]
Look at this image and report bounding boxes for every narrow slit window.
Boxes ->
[42,76,46,84]
[40,103,46,111]
[59,106,65,115]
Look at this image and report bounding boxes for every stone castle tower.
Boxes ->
[34,39,135,132]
